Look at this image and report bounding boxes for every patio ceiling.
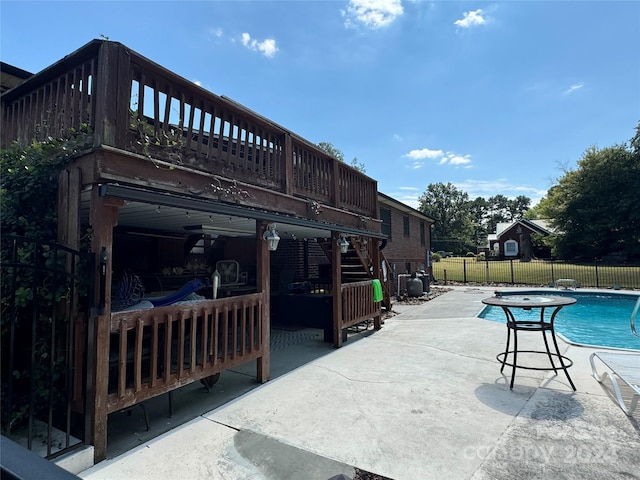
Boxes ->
[79,184,381,241]
[113,201,332,241]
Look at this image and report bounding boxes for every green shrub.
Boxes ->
[432,252,442,262]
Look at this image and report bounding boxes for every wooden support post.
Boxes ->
[57,165,84,410]
[256,221,271,383]
[371,238,382,331]
[89,189,121,463]
[56,166,82,249]
[332,231,343,348]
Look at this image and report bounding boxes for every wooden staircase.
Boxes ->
[320,238,391,311]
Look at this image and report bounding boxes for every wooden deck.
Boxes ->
[1,39,378,219]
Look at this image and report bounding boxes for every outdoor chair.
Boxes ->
[589,296,640,415]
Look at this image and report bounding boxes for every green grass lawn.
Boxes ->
[431,257,640,289]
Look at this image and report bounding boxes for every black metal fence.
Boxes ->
[1,235,94,459]
[431,257,640,289]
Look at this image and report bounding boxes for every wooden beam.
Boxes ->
[256,221,270,382]
[86,147,382,233]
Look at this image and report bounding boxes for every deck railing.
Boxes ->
[341,280,381,329]
[1,42,98,150]
[107,293,264,413]
[1,40,377,217]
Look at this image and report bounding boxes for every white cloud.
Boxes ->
[454,9,486,29]
[393,133,403,141]
[402,197,420,209]
[343,0,404,29]
[404,148,444,160]
[564,82,584,95]
[404,147,472,168]
[387,190,420,209]
[447,154,472,165]
[194,80,202,87]
[210,27,223,38]
[241,32,278,58]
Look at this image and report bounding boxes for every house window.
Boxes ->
[403,216,410,237]
[420,222,425,246]
[504,239,519,257]
[380,207,392,240]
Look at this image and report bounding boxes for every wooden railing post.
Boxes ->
[283,133,293,196]
[371,239,382,330]
[332,231,343,347]
[256,221,271,382]
[93,41,129,149]
[332,159,341,209]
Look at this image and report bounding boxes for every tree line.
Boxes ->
[418,185,531,255]
[418,123,640,261]
[317,124,639,262]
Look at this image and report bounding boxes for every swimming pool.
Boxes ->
[478,291,640,350]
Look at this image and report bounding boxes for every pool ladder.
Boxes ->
[631,297,640,339]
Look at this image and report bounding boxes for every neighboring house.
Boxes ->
[378,192,435,292]
[1,40,388,464]
[486,219,554,260]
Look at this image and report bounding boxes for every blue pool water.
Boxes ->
[478,291,640,350]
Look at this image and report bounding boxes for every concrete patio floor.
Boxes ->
[77,286,640,480]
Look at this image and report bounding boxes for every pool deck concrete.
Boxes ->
[78,286,640,480]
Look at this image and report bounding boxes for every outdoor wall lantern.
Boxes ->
[337,233,350,254]
[263,223,281,251]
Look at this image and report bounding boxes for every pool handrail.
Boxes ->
[631,296,640,339]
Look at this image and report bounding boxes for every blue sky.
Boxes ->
[2,1,639,208]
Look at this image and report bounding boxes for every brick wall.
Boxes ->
[381,203,431,275]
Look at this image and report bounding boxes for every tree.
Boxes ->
[509,195,531,221]
[534,123,640,260]
[316,142,344,162]
[418,182,475,254]
[485,194,510,234]
[350,156,366,173]
[468,197,488,250]
[317,142,366,173]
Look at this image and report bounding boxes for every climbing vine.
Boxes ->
[1,124,94,239]
[0,125,94,436]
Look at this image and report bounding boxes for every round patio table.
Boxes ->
[482,294,577,390]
